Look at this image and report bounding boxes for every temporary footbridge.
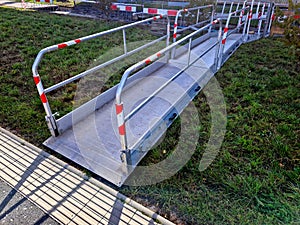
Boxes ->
[32,0,275,186]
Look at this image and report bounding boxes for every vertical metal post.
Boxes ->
[32,51,59,137]
[257,3,265,36]
[166,16,170,47]
[267,4,275,34]
[237,1,246,28]
[218,13,232,69]
[229,2,234,14]
[214,20,223,71]
[166,16,171,62]
[263,3,271,37]
[243,12,249,38]
[208,7,215,34]
[196,9,200,24]
[245,0,255,40]
[235,2,240,16]
[115,102,129,172]
[187,37,192,66]
[122,29,127,55]
[221,1,226,15]
[256,2,260,18]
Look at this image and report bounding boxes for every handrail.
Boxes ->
[217,5,250,69]
[115,18,222,159]
[115,5,252,165]
[172,4,215,43]
[32,15,168,136]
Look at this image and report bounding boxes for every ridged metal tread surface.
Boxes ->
[44,34,243,186]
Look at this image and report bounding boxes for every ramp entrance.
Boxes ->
[32,1,275,186]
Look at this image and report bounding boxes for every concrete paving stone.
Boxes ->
[0,179,59,225]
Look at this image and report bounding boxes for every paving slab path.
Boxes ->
[0,128,174,225]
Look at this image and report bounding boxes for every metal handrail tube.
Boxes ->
[124,29,222,123]
[115,18,221,152]
[267,4,275,34]
[221,1,226,15]
[257,3,266,35]
[44,34,168,94]
[243,11,250,37]
[116,19,218,104]
[217,5,250,69]
[32,14,167,136]
[176,19,211,34]
[32,15,164,74]
[245,0,255,40]
[237,1,246,27]
[173,5,214,43]
[32,14,165,81]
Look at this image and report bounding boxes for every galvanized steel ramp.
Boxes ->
[0,128,174,225]
[43,34,242,186]
[33,1,274,187]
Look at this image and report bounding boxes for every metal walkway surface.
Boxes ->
[43,33,244,186]
[0,128,174,225]
[32,1,275,186]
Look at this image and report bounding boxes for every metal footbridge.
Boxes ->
[32,0,275,186]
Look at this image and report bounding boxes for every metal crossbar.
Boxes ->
[33,1,275,186]
[114,4,253,165]
[32,15,169,136]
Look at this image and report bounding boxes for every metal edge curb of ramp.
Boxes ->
[0,127,175,225]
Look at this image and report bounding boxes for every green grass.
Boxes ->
[1,7,299,225]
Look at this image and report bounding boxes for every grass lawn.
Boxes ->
[1,7,299,224]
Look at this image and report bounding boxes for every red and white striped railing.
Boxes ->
[35,0,53,4]
[143,8,178,16]
[115,17,222,158]
[32,15,167,137]
[111,3,141,12]
[172,5,214,43]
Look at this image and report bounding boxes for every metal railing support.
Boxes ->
[235,2,240,16]
[172,5,214,57]
[245,0,255,40]
[115,18,222,164]
[255,1,261,18]
[208,8,215,34]
[263,3,272,37]
[32,15,168,136]
[257,3,266,35]
[221,1,226,15]
[218,6,250,69]
[122,29,127,55]
[229,2,234,14]
[243,11,250,37]
[267,4,275,34]
[32,51,59,136]
[237,1,247,28]
[214,19,223,72]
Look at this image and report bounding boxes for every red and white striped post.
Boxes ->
[237,1,246,27]
[246,0,255,39]
[33,74,58,136]
[268,5,275,34]
[115,103,128,153]
[257,3,265,35]
[115,51,162,150]
[35,0,53,4]
[32,38,83,136]
[33,14,167,137]
[173,8,188,44]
